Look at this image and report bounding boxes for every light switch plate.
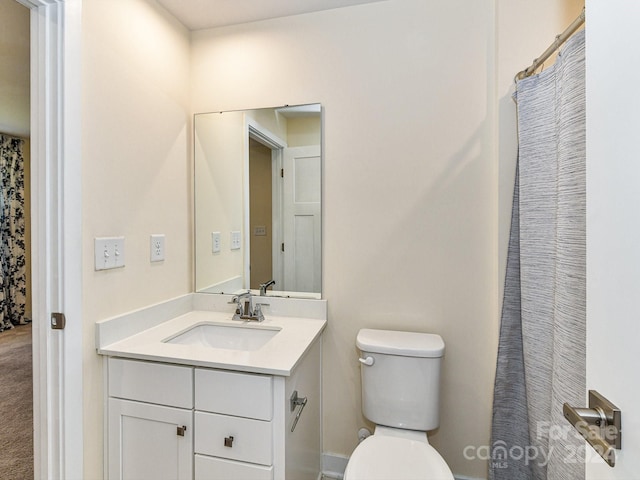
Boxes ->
[254,225,267,236]
[95,237,125,270]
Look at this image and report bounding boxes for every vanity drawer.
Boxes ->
[195,454,273,480]
[108,358,193,408]
[195,411,272,465]
[195,368,272,420]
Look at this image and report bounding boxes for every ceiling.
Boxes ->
[156,0,386,31]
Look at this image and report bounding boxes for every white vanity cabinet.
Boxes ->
[194,368,274,479]
[105,338,322,480]
[107,358,194,480]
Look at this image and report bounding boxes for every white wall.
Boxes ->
[192,1,496,476]
[81,0,191,477]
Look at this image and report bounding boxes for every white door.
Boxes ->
[108,398,193,480]
[282,146,321,293]
[586,0,640,476]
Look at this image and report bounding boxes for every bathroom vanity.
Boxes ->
[97,295,326,480]
[97,102,326,479]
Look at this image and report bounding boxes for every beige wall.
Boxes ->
[0,0,29,138]
[81,0,191,477]
[287,116,321,148]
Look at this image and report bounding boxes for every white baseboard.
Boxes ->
[322,453,348,479]
[320,452,485,480]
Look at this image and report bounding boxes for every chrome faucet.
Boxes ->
[259,279,276,296]
[231,291,252,318]
[230,291,267,322]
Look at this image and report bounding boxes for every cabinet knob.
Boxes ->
[224,435,234,448]
[176,425,187,437]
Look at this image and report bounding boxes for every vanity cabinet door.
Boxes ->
[108,398,193,480]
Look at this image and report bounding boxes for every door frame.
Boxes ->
[17,0,84,477]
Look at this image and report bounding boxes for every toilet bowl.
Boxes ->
[344,329,454,480]
[344,426,453,480]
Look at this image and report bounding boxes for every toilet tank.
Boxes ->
[357,329,445,431]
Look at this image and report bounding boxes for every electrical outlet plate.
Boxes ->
[230,231,241,250]
[212,232,221,253]
[95,237,125,270]
[150,234,165,262]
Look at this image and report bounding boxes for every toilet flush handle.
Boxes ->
[358,356,375,366]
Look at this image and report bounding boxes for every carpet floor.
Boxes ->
[0,323,33,480]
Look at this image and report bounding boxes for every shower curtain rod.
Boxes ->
[515,7,585,81]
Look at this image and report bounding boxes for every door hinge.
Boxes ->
[51,312,66,330]
[281,243,285,252]
[280,168,284,178]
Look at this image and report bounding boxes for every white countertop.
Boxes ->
[97,309,326,376]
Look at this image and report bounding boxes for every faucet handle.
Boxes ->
[253,302,269,321]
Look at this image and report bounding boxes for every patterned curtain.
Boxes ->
[0,134,27,332]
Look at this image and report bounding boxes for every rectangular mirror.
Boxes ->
[194,104,322,298]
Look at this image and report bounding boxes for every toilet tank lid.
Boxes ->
[357,329,445,358]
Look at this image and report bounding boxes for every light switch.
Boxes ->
[254,226,267,236]
[95,237,125,271]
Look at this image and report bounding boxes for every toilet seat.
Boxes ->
[344,434,454,480]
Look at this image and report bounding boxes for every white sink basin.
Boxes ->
[164,323,281,351]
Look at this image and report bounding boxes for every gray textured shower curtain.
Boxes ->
[490,30,585,480]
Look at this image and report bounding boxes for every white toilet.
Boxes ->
[343,329,454,480]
